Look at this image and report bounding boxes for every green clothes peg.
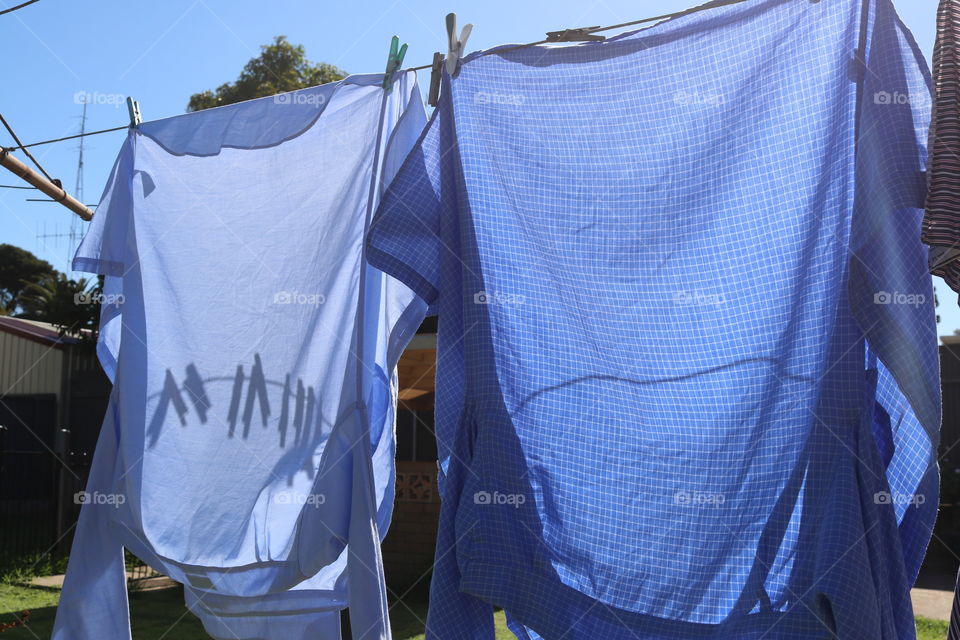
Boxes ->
[383,35,408,93]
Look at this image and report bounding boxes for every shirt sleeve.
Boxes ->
[365,106,449,309]
[72,131,135,381]
[848,0,940,584]
[72,131,135,277]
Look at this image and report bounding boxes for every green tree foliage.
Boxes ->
[0,243,56,314]
[187,36,347,111]
[17,273,101,339]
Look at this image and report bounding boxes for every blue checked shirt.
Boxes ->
[366,0,941,637]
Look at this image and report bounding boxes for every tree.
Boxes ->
[0,244,56,315]
[187,36,347,111]
[17,273,101,339]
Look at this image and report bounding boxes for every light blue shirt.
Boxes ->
[54,72,427,640]
[366,0,941,637]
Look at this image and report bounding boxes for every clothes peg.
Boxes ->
[428,51,444,107]
[545,27,605,42]
[126,97,142,127]
[444,13,472,75]
[382,35,409,94]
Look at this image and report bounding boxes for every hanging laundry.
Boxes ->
[366,0,940,638]
[53,72,427,640]
[951,575,960,640]
[931,4,960,636]
[925,0,960,299]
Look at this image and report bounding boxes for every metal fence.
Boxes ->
[0,395,60,565]
[0,348,108,577]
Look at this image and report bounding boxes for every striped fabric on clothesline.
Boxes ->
[951,574,960,640]
[925,0,960,297]
[934,2,960,634]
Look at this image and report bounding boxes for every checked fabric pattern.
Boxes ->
[367,0,940,637]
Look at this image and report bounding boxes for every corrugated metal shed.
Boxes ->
[0,317,72,398]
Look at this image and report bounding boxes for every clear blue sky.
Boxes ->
[1,0,957,335]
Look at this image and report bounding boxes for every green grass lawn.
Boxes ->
[917,615,949,640]
[0,580,949,639]
[0,581,516,639]
[383,595,516,640]
[0,582,209,639]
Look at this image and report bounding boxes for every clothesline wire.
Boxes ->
[403,0,747,71]
[0,0,40,17]
[7,0,750,149]
[10,125,128,150]
[587,0,749,34]
[0,112,57,184]
[26,197,98,207]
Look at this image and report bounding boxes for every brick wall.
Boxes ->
[382,460,441,590]
[385,345,441,589]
